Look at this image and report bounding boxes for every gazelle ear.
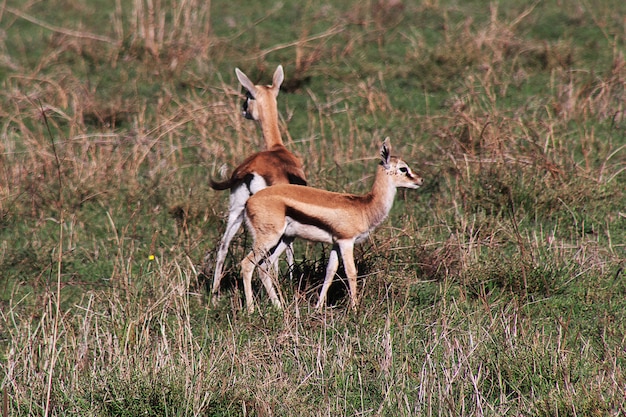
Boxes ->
[272,65,284,96]
[380,137,391,168]
[235,67,257,98]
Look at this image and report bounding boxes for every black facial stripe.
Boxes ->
[241,90,255,120]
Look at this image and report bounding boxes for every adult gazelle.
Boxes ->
[206,65,306,299]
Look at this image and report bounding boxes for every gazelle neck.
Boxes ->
[260,118,283,148]
[364,164,399,229]
[258,101,284,149]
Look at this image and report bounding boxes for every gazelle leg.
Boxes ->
[211,210,243,294]
[316,244,340,310]
[240,234,285,313]
[268,243,292,281]
[211,185,249,296]
[285,241,295,280]
[337,239,358,309]
[240,250,258,313]
[258,238,291,309]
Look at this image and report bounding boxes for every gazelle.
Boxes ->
[206,65,307,299]
[235,65,285,149]
[240,138,423,313]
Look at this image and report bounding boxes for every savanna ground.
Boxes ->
[1,0,625,415]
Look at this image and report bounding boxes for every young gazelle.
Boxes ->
[206,65,307,298]
[240,138,423,313]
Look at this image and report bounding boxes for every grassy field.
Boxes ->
[1,0,625,415]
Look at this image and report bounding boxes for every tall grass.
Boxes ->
[1,0,625,415]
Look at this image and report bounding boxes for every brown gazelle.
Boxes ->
[240,138,423,313]
[207,65,306,298]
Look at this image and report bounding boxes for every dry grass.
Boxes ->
[1,0,625,415]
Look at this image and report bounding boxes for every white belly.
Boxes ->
[284,217,334,243]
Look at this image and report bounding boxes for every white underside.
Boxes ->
[283,217,371,245]
[283,217,334,243]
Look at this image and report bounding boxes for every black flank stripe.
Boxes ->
[285,206,332,233]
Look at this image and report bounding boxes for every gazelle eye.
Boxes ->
[399,167,408,174]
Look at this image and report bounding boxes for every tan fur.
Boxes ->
[241,139,423,313]
[209,146,306,190]
[236,67,284,149]
[206,66,306,297]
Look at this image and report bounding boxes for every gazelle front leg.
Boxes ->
[337,239,358,309]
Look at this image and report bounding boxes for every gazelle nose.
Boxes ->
[416,176,424,186]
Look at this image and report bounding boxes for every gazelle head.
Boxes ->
[235,65,284,121]
[380,138,424,189]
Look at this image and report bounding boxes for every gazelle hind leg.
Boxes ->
[316,244,340,310]
[211,185,250,296]
[240,250,258,313]
[240,232,284,313]
[211,209,244,295]
[285,241,295,280]
[258,237,292,309]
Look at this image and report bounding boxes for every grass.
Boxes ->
[1,0,625,415]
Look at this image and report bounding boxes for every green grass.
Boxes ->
[1,0,625,415]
